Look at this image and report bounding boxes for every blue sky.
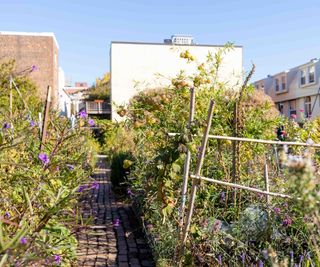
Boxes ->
[1,0,320,85]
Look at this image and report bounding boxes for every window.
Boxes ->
[301,70,306,85]
[289,100,296,117]
[309,66,315,83]
[278,102,284,114]
[281,76,286,90]
[304,96,312,118]
[275,78,280,91]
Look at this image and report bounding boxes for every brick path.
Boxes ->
[76,156,155,267]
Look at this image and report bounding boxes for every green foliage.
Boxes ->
[87,72,110,101]
[0,61,98,265]
[110,152,132,188]
[102,46,320,265]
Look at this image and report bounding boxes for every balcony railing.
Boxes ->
[85,101,111,114]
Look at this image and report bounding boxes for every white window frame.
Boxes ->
[277,102,284,115]
[301,70,306,86]
[275,78,280,92]
[275,75,288,94]
[304,96,312,118]
[308,65,315,84]
[289,100,297,117]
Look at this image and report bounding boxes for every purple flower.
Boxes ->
[282,216,293,227]
[217,255,222,265]
[30,65,38,72]
[53,255,61,265]
[20,237,27,245]
[91,181,99,190]
[220,191,226,202]
[4,212,10,219]
[258,260,264,267]
[38,153,50,165]
[79,110,87,119]
[88,119,95,127]
[113,218,120,227]
[77,185,86,192]
[240,252,246,264]
[299,254,304,264]
[127,188,134,196]
[273,207,281,214]
[66,164,74,170]
[30,120,36,127]
[290,251,294,260]
[3,122,11,129]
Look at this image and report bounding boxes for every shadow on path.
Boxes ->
[76,156,155,267]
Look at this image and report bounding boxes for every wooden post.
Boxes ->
[9,77,13,119]
[178,100,215,265]
[264,156,270,205]
[179,87,196,229]
[40,86,52,151]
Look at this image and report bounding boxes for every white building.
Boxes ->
[110,36,243,120]
[254,58,320,121]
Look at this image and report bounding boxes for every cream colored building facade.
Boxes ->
[254,58,320,121]
[110,40,243,120]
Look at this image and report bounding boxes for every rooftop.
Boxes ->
[0,31,59,49]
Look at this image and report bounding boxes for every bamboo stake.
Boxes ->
[9,77,13,119]
[190,175,293,199]
[264,157,270,204]
[167,133,320,149]
[11,78,30,113]
[40,86,52,151]
[179,87,196,229]
[178,100,215,265]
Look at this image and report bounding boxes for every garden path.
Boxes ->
[76,155,155,267]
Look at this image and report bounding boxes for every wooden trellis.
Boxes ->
[172,89,320,265]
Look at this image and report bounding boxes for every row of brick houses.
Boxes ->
[254,58,320,121]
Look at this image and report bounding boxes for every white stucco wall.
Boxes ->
[110,42,243,120]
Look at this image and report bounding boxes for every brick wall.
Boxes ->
[0,33,59,105]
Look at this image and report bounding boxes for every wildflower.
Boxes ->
[66,164,75,170]
[38,153,50,165]
[261,249,268,259]
[282,216,293,227]
[30,65,38,72]
[220,191,226,202]
[299,254,304,264]
[4,212,10,219]
[127,188,134,196]
[20,237,27,245]
[30,120,36,127]
[258,260,264,267]
[3,122,11,129]
[240,252,246,264]
[53,255,61,265]
[273,207,281,214]
[77,185,86,192]
[91,181,99,190]
[217,255,222,265]
[291,114,297,119]
[79,110,87,119]
[113,218,120,227]
[290,251,294,260]
[88,119,95,127]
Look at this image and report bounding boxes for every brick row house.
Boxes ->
[0,31,59,106]
[254,58,320,121]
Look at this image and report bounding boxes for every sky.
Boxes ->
[1,0,320,85]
